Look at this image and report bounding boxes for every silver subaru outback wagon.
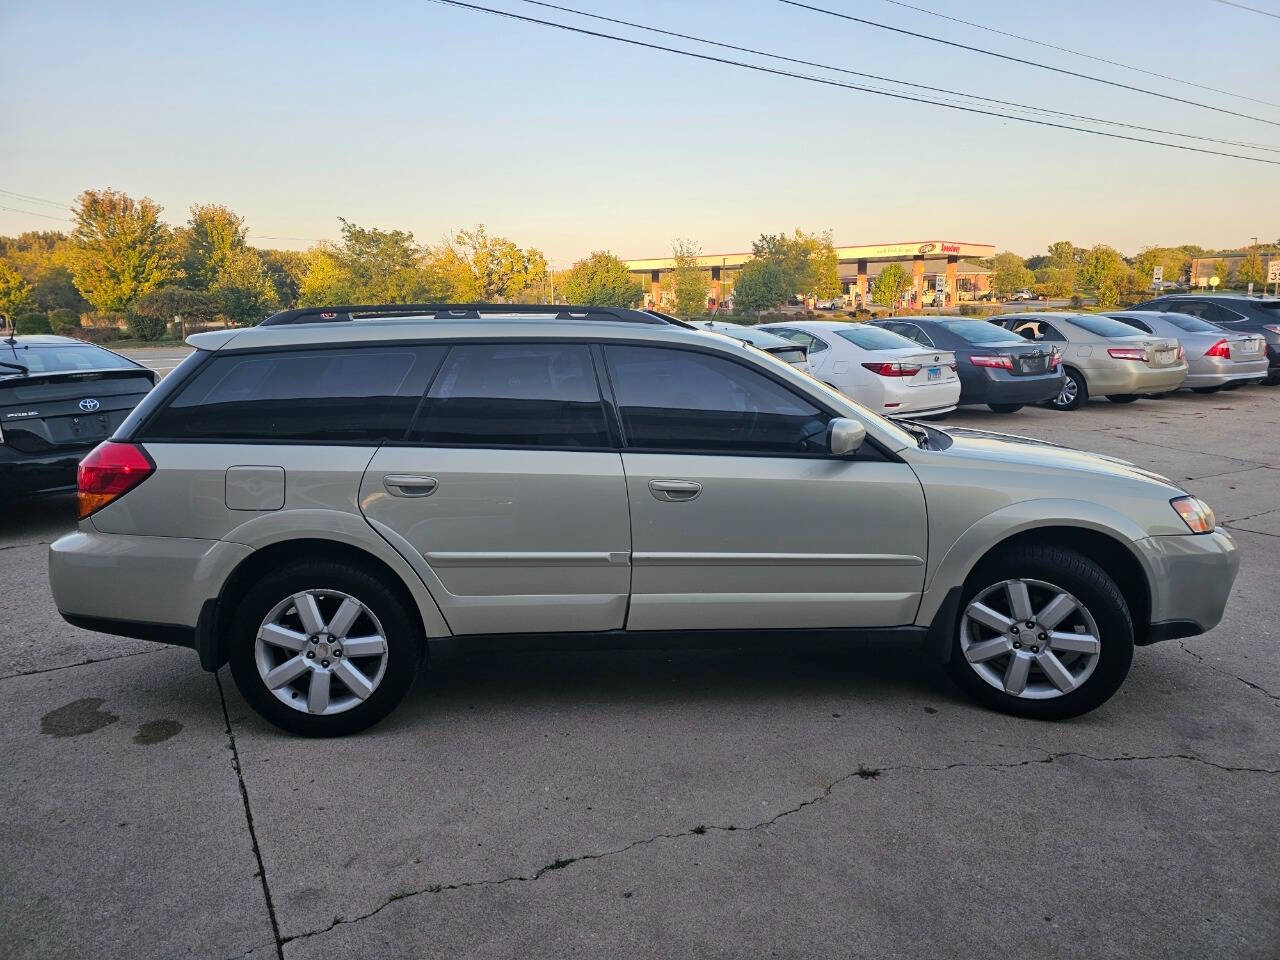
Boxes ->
[49,304,1239,736]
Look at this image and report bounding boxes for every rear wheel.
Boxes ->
[1047,368,1087,411]
[1191,386,1221,394]
[987,403,1024,414]
[943,545,1133,720]
[228,559,422,737]
[1107,394,1139,404]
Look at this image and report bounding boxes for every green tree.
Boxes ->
[1213,259,1233,288]
[297,247,357,306]
[69,189,177,311]
[182,204,247,291]
[558,251,643,306]
[335,218,429,303]
[989,251,1035,299]
[14,311,52,334]
[671,239,709,317]
[732,259,792,314]
[447,225,545,302]
[32,265,88,313]
[1080,245,1134,307]
[48,307,80,335]
[133,286,220,328]
[1237,250,1265,287]
[211,248,280,325]
[258,248,308,308]
[1046,241,1085,270]
[0,261,33,318]
[871,263,912,313]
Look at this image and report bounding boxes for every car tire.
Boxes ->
[1191,386,1222,394]
[987,403,1023,413]
[943,544,1134,721]
[1107,394,1139,403]
[228,559,422,737]
[1047,367,1087,411]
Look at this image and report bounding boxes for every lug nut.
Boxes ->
[1025,620,1035,628]
[1013,642,1022,649]
[333,649,342,658]
[1030,645,1040,653]
[1038,632,1047,641]
[306,651,315,659]
[1010,626,1019,635]
[321,659,330,667]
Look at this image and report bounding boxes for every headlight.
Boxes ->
[1171,496,1216,534]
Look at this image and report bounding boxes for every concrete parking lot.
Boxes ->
[2,365,1278,959]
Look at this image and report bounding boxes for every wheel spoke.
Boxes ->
[307,669,331,714]
[294,592,325,636]
[332,659,375,700]
[264,655,309,689]
[1036,592,1077,631]
[1006,581,1034,622]
[966,601,1012,634]
[965,636,1013,663]
[1049,630,1100,655]
[1037,650,1076,692]
[341,634,387,658]
[327,597,363,639]
[260,623,308,652]
[1003,652,1031,695]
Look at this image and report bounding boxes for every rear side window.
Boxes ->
[1065,314,1143,338]
[1157,312,1220,334]
[143,345,444,442]
[935,320,1025,345]
[408,343,609,448]
[836,325,920,351]
[604,345,830,454]
[1107,315,1153,333]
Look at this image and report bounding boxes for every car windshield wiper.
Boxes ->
[0,359,29,375]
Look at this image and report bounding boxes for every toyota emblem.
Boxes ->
[78,398,100,412]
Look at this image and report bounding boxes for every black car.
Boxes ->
[1131,294,1280,385]
[0,335,157,499]
[872,317,1064,412]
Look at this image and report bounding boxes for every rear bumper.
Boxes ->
[1185,356,1268,387]
[49,529,251,633]
[1133,528,1239,643]
[1085,362,1188,396]
[884,379,962,416]
[0,446,89,498]
[958,370,1063,405]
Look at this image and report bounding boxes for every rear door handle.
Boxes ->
[383,475,439,498]
[648,479,702,502]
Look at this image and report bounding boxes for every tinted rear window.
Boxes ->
[835,326,919,350]
[143,346,444,442]
[408,343,609,448]
[0,343,138,378]
[1158,312,1222,333]
[1066,314,1145,338]
[934,320,1025,345]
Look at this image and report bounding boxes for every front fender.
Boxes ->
[916,498,1154,626]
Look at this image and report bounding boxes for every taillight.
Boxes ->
[1176,344,1185,361]
[1201,339,1228,358]
[862,361,922,377]
[970,354,1014,370]
[78,441,154,519]
[1107,347,1148,361]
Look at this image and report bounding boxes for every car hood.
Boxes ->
[932,425,1183,491]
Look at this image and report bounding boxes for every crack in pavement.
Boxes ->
[278,751,1278,947]
[0,646,167,681]
[216,672,285,960]
[1226,523,1280,538]
[0,539,53,552]
[1180,641,1280,704]
[1107,433,1270,468]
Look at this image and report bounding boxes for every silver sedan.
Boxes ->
[1104,310,1268,393]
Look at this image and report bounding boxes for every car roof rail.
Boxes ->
[259,303,694,328]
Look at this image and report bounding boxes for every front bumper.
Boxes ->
[1133,528,1239,642]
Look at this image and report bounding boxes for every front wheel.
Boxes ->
[1047,368,1087,411]
[943,545,1134,720]
[228,559,422,736]
[1107,394,1139,404]
[987,403,1024,414]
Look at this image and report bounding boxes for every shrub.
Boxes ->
[1069,295,1084,309]
[125,311,170,342]
[49,308,80,334]
[13,311,52,335]
[81,311,127,330]
[76,327,123,344]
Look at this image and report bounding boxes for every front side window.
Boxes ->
[836,325,922,351]
[604,345,830,454]
[1012,320,1066,342]
[409,343,609,448]
[145,345,444,442]
[765,327,829,353]
[1159,312,1222,334]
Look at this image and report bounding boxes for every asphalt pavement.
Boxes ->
[2,362,1277,959]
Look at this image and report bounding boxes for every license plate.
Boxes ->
[928,366,941,380]
[1155,350,1174,364]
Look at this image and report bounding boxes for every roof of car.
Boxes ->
[2,334,98,345]
[756,319,859,331]
[1147,294,1280,305]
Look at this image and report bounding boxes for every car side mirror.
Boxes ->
[827,417,866,457]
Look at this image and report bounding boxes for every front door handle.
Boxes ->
[383,475,439,498]
[648,479,702,502]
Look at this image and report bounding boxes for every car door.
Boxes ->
[602,343,928,632]
[360,341,631,635]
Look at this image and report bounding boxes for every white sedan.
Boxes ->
[757,320,961,417]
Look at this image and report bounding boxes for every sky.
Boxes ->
[2,0,1278,265]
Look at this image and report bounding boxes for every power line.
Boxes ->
[0,204,73,223]
[777,0,1280,128]
[517,0,1280,154]
[429,0,1280,165]
[1212,0,1280,19]
[0,188,69,210]
[873,0,1280,110]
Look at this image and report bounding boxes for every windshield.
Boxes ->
[935,320,1025,345]
[835,325,920,351]
[1158,312,1222,334]
[1067,314,1147,339]
[0,343,138,378]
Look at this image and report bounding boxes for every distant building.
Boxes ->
[1188,252,1280,287]
[626,240,995,309]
